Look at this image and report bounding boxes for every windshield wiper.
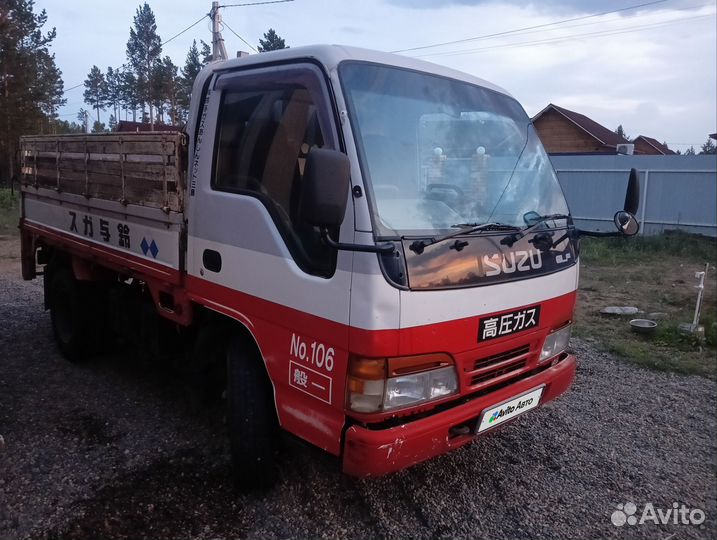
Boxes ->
[409,222,520,255]
[500,213,571,247]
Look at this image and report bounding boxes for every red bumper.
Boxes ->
[342,354,576,477]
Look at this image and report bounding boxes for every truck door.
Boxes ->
[186,62,353,453]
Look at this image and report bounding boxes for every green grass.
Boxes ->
[605,341,712,377]
[0,188,20,234]
[580,231,717,265]
[702,313,717,348]
[574,316,717,378]
[576,233,717,378]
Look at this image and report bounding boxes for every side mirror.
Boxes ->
[578,168,641,238]
[299,148,350,228]
[624,167,640,215]
[614,210,639,236]
[523,210,541,227]
[615,167,640,236]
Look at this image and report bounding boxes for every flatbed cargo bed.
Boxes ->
[20,132,188,213]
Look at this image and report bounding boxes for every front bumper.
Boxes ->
[342,353,576,477]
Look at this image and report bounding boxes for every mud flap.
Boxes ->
[20,226,37,281]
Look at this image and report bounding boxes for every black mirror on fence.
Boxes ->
[578,167,641,238]
[624,167,640,215]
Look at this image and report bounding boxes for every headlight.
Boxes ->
[384,366,457,410]
[540,324,572,362]
[348,353,458,413]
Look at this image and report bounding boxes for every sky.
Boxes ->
[34,0,717,152]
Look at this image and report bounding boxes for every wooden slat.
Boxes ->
[21,133,181,146]
[28,173,179,210]
[22,172,180,199]
[33,151,175,164]
[50,140,177,155]
[46,159,178,183]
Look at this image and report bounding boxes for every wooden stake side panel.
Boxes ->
[19,133,188,213]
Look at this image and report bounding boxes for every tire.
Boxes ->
[187,325,229,407]
[226,336,278,490]
[49,268,104,362]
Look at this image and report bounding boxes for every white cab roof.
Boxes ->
[205,44,512,98]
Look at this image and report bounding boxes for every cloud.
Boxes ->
[338,26,364,35]
[386,0,698,14]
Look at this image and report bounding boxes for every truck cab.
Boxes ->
[184,45,577,475]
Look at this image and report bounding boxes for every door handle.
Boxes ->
[202,249,222,273]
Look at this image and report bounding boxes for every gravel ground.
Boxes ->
[1,240,716,540]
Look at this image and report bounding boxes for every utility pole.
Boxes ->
[210,1,228,62]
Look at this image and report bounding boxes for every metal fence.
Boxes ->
[551,154,717,237]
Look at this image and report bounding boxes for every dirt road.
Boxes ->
[1,237,715,539]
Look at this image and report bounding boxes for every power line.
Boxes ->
[222,20,259,53]
[162,14,209,46]
[63,83,82,93]
[414,13,714,58]
[221,0,294,7]
[422,1,714,48]
[391,0,670,54]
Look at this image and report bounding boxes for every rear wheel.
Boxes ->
[49,268,104,362]
[226,336,278,489]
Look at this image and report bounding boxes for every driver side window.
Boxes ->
[213,78,336,276]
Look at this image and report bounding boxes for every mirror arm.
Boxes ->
[320,228,396,254]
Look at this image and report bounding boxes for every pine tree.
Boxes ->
[126,3,162,127]
[200,40,212,64]
[0,0,66,180]
[105,66,123,121]
[614,124,630,141]
[177,40,212,122]
[77,109,89,132]
[37,52,65,134]
[699,138,716,155]
[54,120,84,134]
[152,56,179,125]
[178,40,203,118]
[684,146,696,156]
[83,65,108,123]
[120,68,139,121]
[257,29,288,52]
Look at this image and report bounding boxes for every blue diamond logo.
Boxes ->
[139,237,159,258]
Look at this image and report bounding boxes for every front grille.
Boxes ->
[467,343,533,388]
[471,359,527,385]
[473,345,530,371]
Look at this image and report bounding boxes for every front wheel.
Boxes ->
[226,337,279,489]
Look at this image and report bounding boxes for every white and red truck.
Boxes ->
[18,45,639,486]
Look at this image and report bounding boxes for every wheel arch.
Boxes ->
[194,305,281,423]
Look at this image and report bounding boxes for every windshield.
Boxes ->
[339,62,570,236]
